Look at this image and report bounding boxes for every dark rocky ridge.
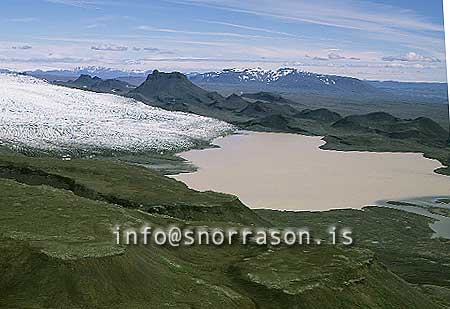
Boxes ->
[333,112,449,147]
[53,70,450,175]
[55,74,135,95]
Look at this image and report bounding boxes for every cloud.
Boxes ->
[143,47,175,55]
[44,0,99,8]
[7,17,39,23]
[383,63,431,69]
[91,44,128,51]
[328,52,345,60]
[306,53,360,61]
[143,47,162,52]
[0,56,89,64]
[173,0,443,33]
[131,47,175,54]
[85,24,101,29]
[137,25,274,39]
[328,53,360,60]
[36,36,100,43]
[125,57,310,65]
[198,20,303,39]
[382,52,440,63]
[305,54,328,61]
[171,0,444,56]
[12,45,33,50]
[1,0,444,81]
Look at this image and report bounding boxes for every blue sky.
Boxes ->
[0,0,446,81]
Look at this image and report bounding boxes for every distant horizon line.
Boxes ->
[0,66,447,84]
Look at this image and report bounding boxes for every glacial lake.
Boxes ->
[171,132,450,211]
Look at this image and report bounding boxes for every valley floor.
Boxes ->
[1,154,450,308]
[1,73,449,307]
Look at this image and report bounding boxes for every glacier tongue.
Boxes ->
[0,73,234,155]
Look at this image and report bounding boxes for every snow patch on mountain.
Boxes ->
[0,74,234,155]
[191,67,339,86]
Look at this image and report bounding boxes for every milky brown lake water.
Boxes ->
[171,132,450,211]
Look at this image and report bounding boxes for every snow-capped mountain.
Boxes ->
[0,73,233,155]
[25,66,151,81]
[189,68,381,96]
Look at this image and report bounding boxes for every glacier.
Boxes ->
[0,74,235,155]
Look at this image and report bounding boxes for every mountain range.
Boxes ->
[8,66,446,105]
[24,66,151,81]
[366,80,448,104]
[47,69,448,139]
[44,69,449,175]
[6,66,448,170]
[1,69,449,308]
[55,74,135,95]
[189,68,448,104]
[189,68,381,96]
[3,68,446,156]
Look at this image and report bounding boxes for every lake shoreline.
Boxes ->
[171,131,449,212]
[172,129,449,176]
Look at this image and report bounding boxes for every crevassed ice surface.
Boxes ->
[0,74,234,154]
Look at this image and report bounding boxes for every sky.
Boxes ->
[0,0,447,81]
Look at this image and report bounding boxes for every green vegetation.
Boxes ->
[387,199,450,218]
[256,207,450,288]
[2,71,448,307]
[0,154,449,308]
[0,155,263,225]
[230,246,435,308]
[429,207,450,217]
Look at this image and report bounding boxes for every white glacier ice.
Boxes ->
[0,73,235,155]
